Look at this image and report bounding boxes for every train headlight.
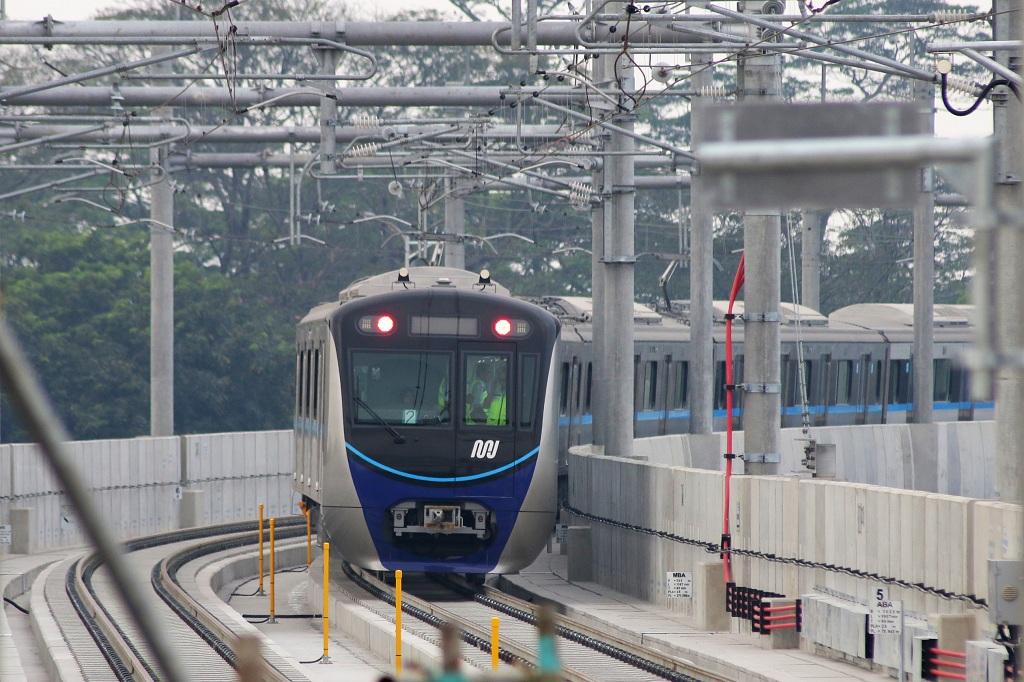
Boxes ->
[492,317,530,338]
[358,314,398,335]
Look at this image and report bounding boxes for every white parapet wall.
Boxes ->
[631,420,998,498]
[0,430,296,556]
[567,445,1020,642]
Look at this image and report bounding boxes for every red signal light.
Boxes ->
[376,315,395,334]
[493,318,512,337]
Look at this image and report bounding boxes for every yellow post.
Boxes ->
[491,616,500,670]
[305,509,312,566]
[268,517,276,624]
[394,569,403,674]
[322,542,330,664]
[257,504,265,595]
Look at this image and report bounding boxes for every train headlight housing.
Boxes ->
[359,314,397,335]
[492,317,530,338]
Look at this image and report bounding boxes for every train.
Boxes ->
[538,296,990,474]
[293,267,561,575]
[295,266,988,575]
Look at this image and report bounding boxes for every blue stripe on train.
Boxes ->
[556,401,996,427]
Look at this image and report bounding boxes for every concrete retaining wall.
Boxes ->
[0,430,296,555]
[567,448,1020,627]
[630,420,998,498]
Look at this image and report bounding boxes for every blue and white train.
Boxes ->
[294,267,560,575]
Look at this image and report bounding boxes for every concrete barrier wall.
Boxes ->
[0,430,296,555]
[631,421,997,498]
[567,447,1020,626]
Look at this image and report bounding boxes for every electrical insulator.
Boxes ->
[945,75,982,97]
[696,85,728,99]
[931,9,975,23]
[351,113,382,128]
[569,181,593,210]
[347,142,380,158]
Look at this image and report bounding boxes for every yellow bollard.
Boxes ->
[268,517,276,624]
[305,509,312,566]
[491,616,500,670]
[322,542,330,664]
[257,504,265,595]
[395,569,403,674]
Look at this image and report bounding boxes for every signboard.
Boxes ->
[555,524,568,543]
[869,588,903,635]
[695,101,923,210]
[0,524,11,545]
[666,571,692,598]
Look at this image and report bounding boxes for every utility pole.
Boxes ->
[800,212,824,312]
[996,0,1024,504]
[590,42,608,448]
[911,79,935,425]
[601,2,636,459]
[739,24,783,475]
[689,54,715,436]
[443,178,466,269]
[149,80,174,436]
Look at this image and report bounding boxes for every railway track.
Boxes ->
[62,518,307,681]
[344,563,730,682]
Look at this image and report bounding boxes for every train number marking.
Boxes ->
[470,439,500,459]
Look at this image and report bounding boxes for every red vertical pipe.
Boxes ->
[722,255,745,584]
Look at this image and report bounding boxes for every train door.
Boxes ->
[457,343,516,498]
[658,354,672,435]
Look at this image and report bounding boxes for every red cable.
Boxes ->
[722,255,745,584]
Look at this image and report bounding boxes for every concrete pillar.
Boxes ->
[566,525,593,582]
[740,50,783,475]
[10,507,33,554]
[601,11,636,459]
[995,0,1024,505]
[911,80,935,425]
[178,489,204,528]
[800,211,825,312]
[694,561,730,631]
[149,141,174,437]
[689,54,715,436]
[443,178,466,269]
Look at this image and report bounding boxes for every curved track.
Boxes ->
[65,519,306,682]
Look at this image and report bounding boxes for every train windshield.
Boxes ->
[351,351,451,425]
[464,353,510,426]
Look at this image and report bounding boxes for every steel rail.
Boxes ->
[65,519,305,682]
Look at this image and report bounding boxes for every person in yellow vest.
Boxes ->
[485,374,508,426]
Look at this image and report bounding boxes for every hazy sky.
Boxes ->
[2,0,992,138]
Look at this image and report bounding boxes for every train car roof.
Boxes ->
[828,303,972,330]
[338,267,511,303]
[538,296,663,324]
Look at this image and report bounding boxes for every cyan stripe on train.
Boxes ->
[555,401,996,427]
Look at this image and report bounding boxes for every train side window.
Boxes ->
[835,360,853,404]
[714,361,726,409]
[644,360,658,410]
[574,361,582,410]
[295,351,303,419]
[312,349,320,418]
[934,359,953,402]
[559,362,570,415]
[889,360,911,404]
[303,350,311,418]
[873,360,884,402]
[585,362,593,411]
[518,354,539,429]
[671,361,688,409]
[633,355,642,411]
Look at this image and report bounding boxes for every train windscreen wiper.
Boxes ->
[353,395,407,444]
